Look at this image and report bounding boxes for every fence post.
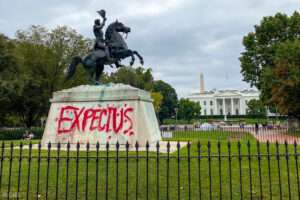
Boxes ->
[238,141,243,200]
[126,141,129,200]
[145,141,149,200]
[197,141,202,200]
[166,141,170,200]
[36,142,42,200]
[85,142,90,200]
[55,142,61,200]
[135,142,139,200]
[294,141,300,200]
[266,141,273,199]
[208,141,212,200]
[65,142,70,200]
[7,142,13,200]
[187,141,191,200]
[177,142,181,200]
[276,141,283,200]
[116,141,119,200]
[95,142,99,200]
[0,141,4,189]
[156,141,160,200]
[45,142,51,200]
[26,142,32,200]
[247,140,253,200]
[105,142,109,200]
[75,142,80,200]
[217,141,222,200]
[285,141,291,200]
[17,142,23,200]
[227,141,232,200]
[256,141,263,199]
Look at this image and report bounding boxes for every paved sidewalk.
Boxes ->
[250,130,300,144]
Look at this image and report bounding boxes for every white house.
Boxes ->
[187,74,259,116]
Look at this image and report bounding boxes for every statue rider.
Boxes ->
[93,10,111,60]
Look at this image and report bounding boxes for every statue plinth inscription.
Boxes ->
[41,84,162,146]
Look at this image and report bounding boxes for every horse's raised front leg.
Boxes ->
[129,50,135,66]
[114,49,135,66]
[133,51,144,65]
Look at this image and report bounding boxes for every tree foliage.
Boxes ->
[151,92,163,114]
[177,98,201,122]
[240,11,300,119]
[0,34,17,125]
[0,26,90,127]
[246,99,266,116]
[107,67,154,91]
[271,40,300,118]
[153,80,178,122]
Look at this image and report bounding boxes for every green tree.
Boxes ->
[240,11,300,122]
[177,98,201,122]
[246,99,266,116]
[271,40,300,118]
[15,25,91,93]
[108,66,154,90]
[0,25,90,127]
[151,92,163,114]
[0,34,19,125]
[0,34,16,77]
[153,80,178,122]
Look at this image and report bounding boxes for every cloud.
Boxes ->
[1,0,300,97]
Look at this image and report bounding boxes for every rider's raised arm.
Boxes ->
[99,17,107,29]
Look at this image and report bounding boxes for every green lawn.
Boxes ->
[0,133,299,199]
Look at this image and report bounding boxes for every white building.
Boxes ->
[187,74,259,116]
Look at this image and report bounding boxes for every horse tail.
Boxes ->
[65,56,82,81]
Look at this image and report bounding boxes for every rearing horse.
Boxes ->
[65,20,144,84]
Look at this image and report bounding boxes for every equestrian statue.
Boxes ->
[65,10,144,84]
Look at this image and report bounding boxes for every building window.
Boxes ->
[210,101,213,106]
[236,109,239,115]
[204,109,207,115]
[210,109,213,115]
[204,101,206,106]
[220,109,223,115]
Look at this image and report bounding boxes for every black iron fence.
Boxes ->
[0,140,300,199]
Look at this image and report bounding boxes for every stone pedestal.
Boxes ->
[41,84,161,146]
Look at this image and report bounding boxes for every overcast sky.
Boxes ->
[1,0,299,97]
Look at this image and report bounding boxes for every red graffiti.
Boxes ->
[57,105,134,136]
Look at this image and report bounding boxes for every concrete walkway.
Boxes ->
[250,130,300,144]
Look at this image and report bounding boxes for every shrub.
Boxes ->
[0,127,44,140]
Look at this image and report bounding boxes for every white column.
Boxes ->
[241,98,246,115]
[237,98,240,115]
[222,98,225,115]
[231,98,234,115]
[214,99,217,115]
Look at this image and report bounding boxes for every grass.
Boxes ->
[0,132,299,199]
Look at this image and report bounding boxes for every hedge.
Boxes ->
[0,127,44,140]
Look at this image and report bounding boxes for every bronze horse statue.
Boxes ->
[65,20,144,84]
